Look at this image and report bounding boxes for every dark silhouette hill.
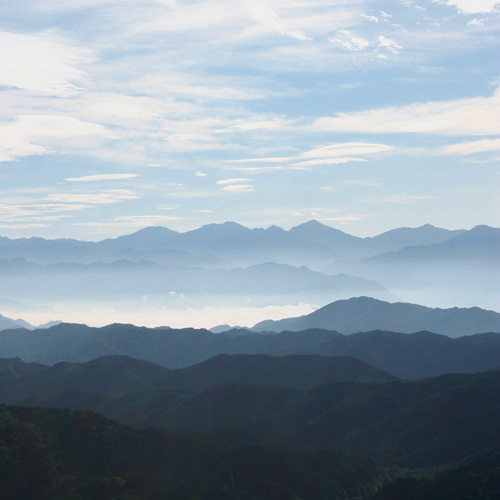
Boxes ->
[25,371,500,470]
[1,323,499,379]
[252,296,500,336]
[0,357,46,387]
[369,455,500,500]
[148,353,397,390]
[0,355,171,400]
[0,404,381,500]
[0,354,396,403]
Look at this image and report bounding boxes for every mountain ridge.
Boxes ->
[252,296,500,336]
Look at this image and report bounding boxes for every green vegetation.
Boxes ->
[0,405,382,500]
[369,455,500,500]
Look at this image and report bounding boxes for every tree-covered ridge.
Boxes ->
[0,405,383,500]
[1,324,499,379]
[0,356,500,468]
[369,455,500,500]
[0,354,396,403]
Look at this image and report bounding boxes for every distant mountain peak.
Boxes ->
[133,226,179,235]
[252,297,500,336]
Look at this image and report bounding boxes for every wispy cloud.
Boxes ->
[225,142,394,170]
[46,190,138,205]
[221,184,254,193]
[313,86,500,135]
[66,174,138,182]
[439,138,500,155]
[75,214,184,228]
[216,178,253,185]
[0,30,90,96]
[433,0,500,14]
[0,115,109,162]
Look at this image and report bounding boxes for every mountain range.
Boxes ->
[1,315,499,379]
[0,354,397,406]
[0,220,476,268]
[0,258,393,305]
[3,357,497,471]
[0,221,497,318]
[252,296,500,336]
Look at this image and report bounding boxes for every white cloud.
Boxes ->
[75,215,184,228]
[196,171,207,177]
[378,36,402,54]
[313,86,500,135]
[467,18,485,25]
[303,142,394,158]
[329,30,371,51]
[0,30,90,96]
[217,178,253,185]
[46,190,138,205]
[436,0,500,14]
[440,138,500,155]
[0,223,51,229]
[0,115,108,162]
[224,142,393,171]
[66,174,138,182]
[159,204,181,210]
[0,201,93,225]
[246,0,286,35]
[360,14,379,22]
[291,157,367,167]
[221,184,254,193]
[225,157,291,163]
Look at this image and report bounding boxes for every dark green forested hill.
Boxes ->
[1,323,499,379]
[11,370,500,471]
[0,354,396,404]
[369,455,500,500]
[0,405,383,500]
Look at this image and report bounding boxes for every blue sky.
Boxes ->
[1,0,499,240]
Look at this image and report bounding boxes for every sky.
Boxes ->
[0,0,499,241]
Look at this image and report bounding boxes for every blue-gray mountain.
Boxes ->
[0,220,471,268]
[0,259,393,305]
[1,321,499,379]
[252,296,500,337]
[325,225,500,310]
[0,221,497,315]
[0,313,33,332]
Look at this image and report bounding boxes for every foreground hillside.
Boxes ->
[1,348,498,499]
[0,405,382,500]
[369,455,500,500]
[1,322,499,378]
[4,360,498,471]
